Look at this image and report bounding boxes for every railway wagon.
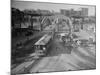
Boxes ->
[34,34,52,56]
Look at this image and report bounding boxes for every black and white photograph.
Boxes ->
[11,0,96,75]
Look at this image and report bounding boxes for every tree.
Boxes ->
[11,8,24,28]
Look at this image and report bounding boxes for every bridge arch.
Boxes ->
[41,14,73,34]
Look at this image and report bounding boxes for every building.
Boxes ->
[60,8,88,17]
[60,9,81,17]
[60,9,70,16]
[37,9,51,15]
[70,9,82,17]
[81,8,88,16]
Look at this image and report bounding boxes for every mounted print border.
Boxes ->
[11,0,96,75]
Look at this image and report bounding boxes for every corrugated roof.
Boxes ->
[35,34,51,45]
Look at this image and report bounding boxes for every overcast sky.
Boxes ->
[11,1,95,16]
